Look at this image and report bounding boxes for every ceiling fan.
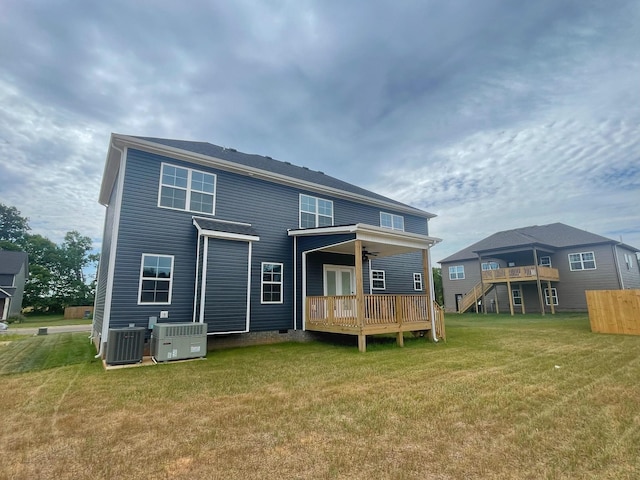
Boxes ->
[361,247,379,262]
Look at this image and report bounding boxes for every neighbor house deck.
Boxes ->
[306,294,445,350]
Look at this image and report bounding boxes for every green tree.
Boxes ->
[432,267,443,305]
[0,203,30,249]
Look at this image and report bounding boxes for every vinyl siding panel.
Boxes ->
[441,259,480,312]
[616,245,640,289]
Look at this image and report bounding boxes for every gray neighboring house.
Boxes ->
[439,223,640,314]
[0,251,28,320]
[93,134,441,355]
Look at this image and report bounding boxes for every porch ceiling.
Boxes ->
[289,223,441,257]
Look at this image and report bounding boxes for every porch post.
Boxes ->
[354,240,366,352]
[423,248,437,341]
[477,255,486,314]
[533,247,545,316]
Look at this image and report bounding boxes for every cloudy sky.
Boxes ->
[1,0,639,269]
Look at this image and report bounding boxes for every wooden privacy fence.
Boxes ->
[64,306,94,319]
[586,290,640,335]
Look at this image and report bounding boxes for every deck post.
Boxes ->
[477,255,486,314]
[422,249,437,341]
[395,295,404,347]
[507,275,514,316]
[494,288,499,314]
[547,280,555,314]
[355,240,366,352]
[532,247,545,316]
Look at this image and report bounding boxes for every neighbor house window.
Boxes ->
[299,194,333,228]
[449,265,464,280]
[512,289,522,306]
[624,253,634,270]
[139,254,173,304]
[261,263,283,304]
[568,252,596,271]
[159,163,216,214]
[380,212,404,231]
[413,273,423,291]
[544,288,558,305]
[539,256,552,267]
[371,270,386,290]
[482,262,499,270]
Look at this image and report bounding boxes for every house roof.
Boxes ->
[439,223,638,263]
[101,134,435,219]
[192,217,259,238]
[0,251,28,277]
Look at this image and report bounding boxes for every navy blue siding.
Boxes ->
[203,238,249,332]
[369,252,425,294]
[0,274,13,285]
[105,147,430,332]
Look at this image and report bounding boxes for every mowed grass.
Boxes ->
[9,313,92,328]
[1,313,639,479]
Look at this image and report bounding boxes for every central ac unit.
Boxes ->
[106,327,145,365]
[151,322,207,362]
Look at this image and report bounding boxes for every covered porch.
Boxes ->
[289,224,444,352]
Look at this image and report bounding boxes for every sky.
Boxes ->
[1,0,639,272]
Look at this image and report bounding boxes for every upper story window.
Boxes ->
[413,273,423,291]
[139,254,173,304]
[299,194,333,228]
[159,163,216,215]
[568,252,596,271]
[481,261,499,271]
[261,263,283,304]
[624,253,634,270]
[380,212,404,231]
[539,256,552,267]
[371,270,386,290]
[449,265,464,280]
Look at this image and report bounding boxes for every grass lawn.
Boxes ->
[9,313,92,329]
[1,313,639,479]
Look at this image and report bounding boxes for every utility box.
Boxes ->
[106,327,145,365]
[151,322,207,362]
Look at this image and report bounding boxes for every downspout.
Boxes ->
[426,246,438,343]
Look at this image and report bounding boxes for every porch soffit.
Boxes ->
[289,223,441,258]
[193,217,260,242]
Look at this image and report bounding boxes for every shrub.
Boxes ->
[5,314,25,324]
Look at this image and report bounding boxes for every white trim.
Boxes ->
[544,287,559,306]
[192,216,252,227]
[323,264,356,296]
[302,251,307,331]
[512,289,522,305]
[192,218,260,242]
[449,265,465,280]
[137,254,174,305]
[538,256,552,267]
[261,262,284,304]
[100,145,127,349]
[199,237,209,323]
[293,236,297,330]
[104,134,436,219]
[0,287,12,297]
[246,242,253,332]
[299,193,334,228]
[158,162,217,215]
[193,233,202,323]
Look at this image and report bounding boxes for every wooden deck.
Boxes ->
[306,294,445,350]
[481,265,559,283]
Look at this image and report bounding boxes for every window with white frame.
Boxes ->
[299,194,333,228]
[159,163,216,214]
[539,256,552,267]
[371,270,386,290]
[261,263,283,304]
[544,288,558,305]
[624,253,634,270]
[512,289,522,305]
[568,252,596,271]
[380,212,405,231]
[449,265,464,280]
[481,261,499,270]
[413,273,423,291]
[139,254,173,304]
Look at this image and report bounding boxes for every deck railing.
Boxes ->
[481,265,559,283]
[307,294,433,327]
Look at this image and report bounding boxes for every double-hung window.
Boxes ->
[139,254,173,304]
[539,256,552,267]
[512,289,522,305]
[544,288,558,305]
[159,163,216,214]
[261,262,283,304]
[568,252,596,271]
[371,270,386,290]
[449,265,464,280]
[413,273,423,291]
[299,194,333,228]
[380,212,404,231]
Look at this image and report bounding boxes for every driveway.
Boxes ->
[4,324,92,336]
